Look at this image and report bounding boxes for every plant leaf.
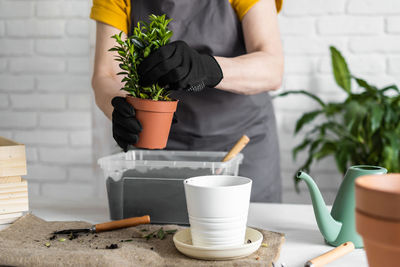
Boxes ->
[292,138,312,160]
[380,84,399,93]
[330,46,351,93]
[344,101,365,132]
[139,93,149,99]
[324,102,344,116]
[131,37,144,49]
[334,142,350,174]
[370,104,384,133]
[295,110,323,134]
[117,72,129,76]
[165,229,177,234]
[354,77,377,94]
[314,141,337,160]
[275,90,326,107]
[383,131,400,171]
[157,228,165,240]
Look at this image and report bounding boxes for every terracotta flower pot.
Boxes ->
[126,96,178,149]
[356,211,400,267]
[355,174,400,220]
[355,174,400,267]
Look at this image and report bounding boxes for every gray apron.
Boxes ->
[130,0,282,202]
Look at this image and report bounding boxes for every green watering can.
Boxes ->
[297,165,387,248]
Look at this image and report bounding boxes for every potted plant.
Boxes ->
[277,46,400,190]
[109,14,177,149]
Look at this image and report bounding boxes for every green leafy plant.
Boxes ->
[277,46,400,190]
[109,14,173,101]
[142,227,177,240]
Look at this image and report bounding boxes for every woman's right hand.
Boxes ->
[111,97,142,152]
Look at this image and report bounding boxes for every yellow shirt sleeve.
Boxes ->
[89,0,282,34]
[230,0,283,21]
[90,0,131,34]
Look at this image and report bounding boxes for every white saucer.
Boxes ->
[173,227,263,260]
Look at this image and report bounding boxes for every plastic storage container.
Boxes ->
[98,150,243,225]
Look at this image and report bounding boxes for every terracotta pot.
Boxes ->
[355,174,400,220]
[126,96,178,149]
[356,211,400,267]
[355,174,400,267]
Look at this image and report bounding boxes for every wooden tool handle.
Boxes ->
[306,242,355,267]
[95,215,150,233]
[222,135,250,162]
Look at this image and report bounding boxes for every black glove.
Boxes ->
[111,97,142,152]
[138,41,223,92]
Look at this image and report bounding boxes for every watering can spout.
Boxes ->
[297,171,342,243]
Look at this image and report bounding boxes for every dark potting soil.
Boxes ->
[105,243,119,249]
[105,167,225,223]
[68,232,80,240]
[105,167,215,223]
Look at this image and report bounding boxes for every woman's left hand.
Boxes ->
[138,40,223,92]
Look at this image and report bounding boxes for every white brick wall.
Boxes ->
[0,75,35,91]
[347,0,400,14]
[6,20,65,37]
[0,0,94,201]
[0,39,34,55]
[317,16,383,35]
[9,58,66,73]
[1,0,399,205]
[40,111,91,128]
[0,1,34,18]
[388,57,400,74]
[387,17,400,33]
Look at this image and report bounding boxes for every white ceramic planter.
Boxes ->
[184,175,252,247]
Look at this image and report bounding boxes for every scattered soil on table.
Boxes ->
[105,244,119,249]
[0,214,285,267]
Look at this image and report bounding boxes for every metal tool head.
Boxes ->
[272,262,286,267]
[53,228,91,235]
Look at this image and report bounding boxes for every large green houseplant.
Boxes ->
[278,46,400,189]
[109,14,177,149]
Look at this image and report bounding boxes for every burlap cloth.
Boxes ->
[0,214,284,267]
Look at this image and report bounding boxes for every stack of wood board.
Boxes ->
[0,137,28,225]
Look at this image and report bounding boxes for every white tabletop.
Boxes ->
[248,203,367,267]
[5,200,368,267]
